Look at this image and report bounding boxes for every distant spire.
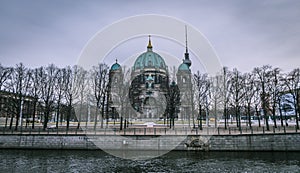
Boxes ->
[185,25,188,54]
[147,35,152,51]
[115,58,118,63]
[183,25,191,67]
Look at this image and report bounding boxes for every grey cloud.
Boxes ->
[0,0,299,72]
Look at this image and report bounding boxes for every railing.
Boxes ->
[1,125,299,136]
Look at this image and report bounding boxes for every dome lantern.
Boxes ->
[147,35,153,51]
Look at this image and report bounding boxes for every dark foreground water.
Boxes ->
[0,150,300,173]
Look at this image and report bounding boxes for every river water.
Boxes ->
[0,150,299,173]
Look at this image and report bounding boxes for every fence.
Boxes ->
[1,125,299,136]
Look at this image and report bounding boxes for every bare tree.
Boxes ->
[277,73,288,127]
[221,67,231,129]
[76,68,88,129]
[210,75,222,128]
[85,80,93,129]
[253,80,262,127]
[193,71,210,130]
[266,68,282,128]
[64,65,82,130]
[278,73,290,127]
[165,81,180,129]
[243,73,256,128]
[229,68,246,130]
[116,68,131,130]
[28,67,42,129]
[91,63,109,130]
[0,64,13,127]
[284,68,300,129]
[39,64,57,130]
[54,68,67,128]
[0,64,12,90]
[6,63,31,130]
[253,65,272,131]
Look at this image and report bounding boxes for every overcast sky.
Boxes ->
[0,0,299,73]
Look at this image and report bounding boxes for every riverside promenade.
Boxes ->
[1,121,300,152]
[0,120,299,136]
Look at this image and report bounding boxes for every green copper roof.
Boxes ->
[133,51,166,70]
[178,63,190,71]
[111,62,121,71]
[133,36,167,70]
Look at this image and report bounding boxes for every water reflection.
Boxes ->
[0,150,299,173]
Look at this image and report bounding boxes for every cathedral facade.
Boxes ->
[108,35,193,121]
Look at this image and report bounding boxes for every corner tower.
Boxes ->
[177,26,193,122]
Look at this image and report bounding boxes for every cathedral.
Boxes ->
[107,34,193,121]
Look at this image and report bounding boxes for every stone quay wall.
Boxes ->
[0,133,300,151]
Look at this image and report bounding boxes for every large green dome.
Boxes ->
[133,36,167,70]
[133,51,166,70]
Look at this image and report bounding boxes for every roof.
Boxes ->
[133,36,167,70]
[111,62,121,71]
[133,51,167,70]
[178,63,190,71]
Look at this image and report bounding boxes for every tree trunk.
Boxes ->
[172,117,175,129]
[224,106,227,129]
[255,106,261,127]
[236,107,241,131]
[32,99,37,129]
[43,111,49,130]
[66,104,72,130]
[206,110,210,127]
[247,104,252,128]
[199,104,202,130]
[94,105,99,130]
[235,107,239,128]
[294,92,299,129]
[272,104,277,128]
[214,100,217,128]
[278,105,283,127]
[56,101,60,129]
[9,115,14,130]
[101,97,105,129]
[5,113,8,128]
[120,116,123,130]
[264,113,269,131]
[14,96,22,131]
[77,101,83,129]
[295,102,299,129]
[124,118,126,130]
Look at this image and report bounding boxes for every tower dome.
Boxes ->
[110,59,121,71]
[178,62,190,71]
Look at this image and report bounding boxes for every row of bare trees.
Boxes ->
[1,62,299,131]
[0,63,110,131]
[0,62,182,131]
[194,65,300,130]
